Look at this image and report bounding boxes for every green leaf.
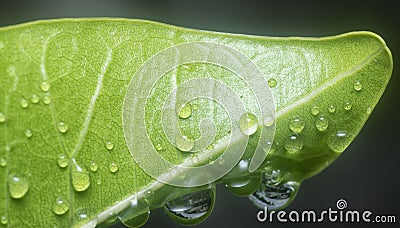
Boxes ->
[0,18,392,227]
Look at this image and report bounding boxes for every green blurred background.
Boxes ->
[0,0,398,227]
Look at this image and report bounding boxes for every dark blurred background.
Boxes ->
[1,0,398,227]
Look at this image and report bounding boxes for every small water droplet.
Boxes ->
[315,115,329,132]
[353,80,363,91]
[0,158,6,167]
[263,115,274,127]
[0,112,6,123]
[96,179,102,185]
[118,198,150,228]
[72,162,90,192]
[343,102,352,111]
[8,174,29,199]
[155,143,163,151]
[30,94,39,104]
[57,154,68,168]
[74,209,91,227]
[289,118,304,133]
[249,181,299,210]
[310,106,319,116]
[164,188,215,225]
[268,78,277,88]
[109,162,118,173]
[262,168,283,185]
[176,135,194,152]
[105,141,114,150]
[90,162,98,172]
[58,122,68,133]
[24,129,33,138]
[0,215,7,225]
[52,197,69,215]
[43,96,51,105]
[178,103,192,119]
[239,112,259,136]
[40,81,50,92]
[327,131,354,153]
[20,99,29,108]
[328,104,336,113]
[192,104,198,110]
[284,135,303,153]
[366,107,372,114]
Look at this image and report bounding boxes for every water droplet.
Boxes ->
[249,181,299,210]
[0,158,6,167]
[43,96,51,105]
[192,104,198,110]
[58,122,68,133]
[178,103,192,119]
[315,116,329,132]
[118,198,150,228]
[262,168,283,185]
[343,102,352,111]
[366,107,372,114]
[8,174,29,199]
[96,179,102,185]
[225,174,261,197]
[20,99,28,108]
[164,188,215,225]
[0,112,5,123]
[353,81,363,91]
[30,94,39,104]
[40,81,50,92]
[284,135,303,153]
[105,141,114,150]
[327,131,354,153]
[310,106,319,116]
[263,115,274,127]
[0,215,7,225]
[57,154,68,168]
[72,162,90,192]
[90,162,98,172]
[268,78,277,88]
[52,197,69,215]
[155,143,163,151]
[176,135,194,152]
[328,104,336,113]
[74,210,91,227]
[289,118,304,133]
[239,112,259,136]
[24,129,32,138]
[109,162,118,173]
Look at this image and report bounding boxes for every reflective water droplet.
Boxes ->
[191,155,199,164]
[327,131,354,153]
[118,198,150,228]
[58,122,68,133]
[315,115,329,132]
[90,162,98,172]
[52,197,69,215]
[263,115,274,127]
[284,135,303,153]
[72,162,90,192]
[20,99,28,108]
[24,129,33,138]
[268,78,277,88]
[176,135,194,152]
[178,103,192,119]
[310,106,319,116]
[289,118,304,133]
[366,107,372,114]
[43,96,51,105]
[0,112,5,123]
[353,80,363,91]
[0,158,6,167]
[105,141,114,150]
[239,112,258,136]
[155,143,163,151]
[74,209,90,226]
[57,154,68,168]
[262,168,283,185]
[225,174,261,197]
[343,102,352,111]
[164,188,215,225]
[96,179,102,185]
[249,181,299,210]
[109,162,118,173]
[0,215,7,225]
[30,94,39,104]
[328,104,336,113]
[8,174,29,199]
[40,81,50,92]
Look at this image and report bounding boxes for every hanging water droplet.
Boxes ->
[8,174,29,199]
[225,174,261,197]
[90,162,98,172]
[58,122,68,133]
[366,107,372,114]
[327,131,354,153]
[24,129,33,138]
[268,78,277,88]
[0,158,6,167]
[30,94,39,104]
[20,99,29,108]
[328,104,336,113]
[239,112,259,136]
[105,141,114,150]
[284,135,303,153]
[52,197,69,215]
[315,115,329,132]
[72,162,90,192]
[40,81,50,92]
[0,215,7,225]
[109,162,118,173]
[155,143,163,151]
[249,181,299,210]
[43,96,51,105]
[176,135,194,152]
[353,80,363,91]
[0,112,5,123]
[310,106,319,116]
[263,115,274,127]
[343,102,352,111]
[120,211,149,228]
[118,198,150,228]
[57,154,68,168]
[289,118,304,133]
[163,188,215,225]
[178,103,192,119]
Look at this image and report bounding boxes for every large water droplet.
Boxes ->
[43,96,51,105]
[57,154,68,168]
[249,181,299,210]
[239,112,258,136]
[284,135,303,153]
[353,80,363,91]
[0,215,7,225]
[30,94,39,104]
[58,122,68,133]
[20,99,29,109]
[163,188,215,225]
[0,158,6,167]
[0,112,5,123]
[310,105,319,116]
[118,198,150,228]
[40,81,50,92]
[90,162,98,172]
[24,129,33,138]
[268,78,277,88]
[109,162,118,173]
[72,162,90,192]
[327,131,354,153]
[328,104,336,113]
[105,141,114,150]
[8,174,29,199]
[343,102,352,111]
[53,197,69,215]
[176,135,194,152]
[315,115,329,132]
[178,103,192,119]
[225,174,261,197]
[289,118,304,133]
